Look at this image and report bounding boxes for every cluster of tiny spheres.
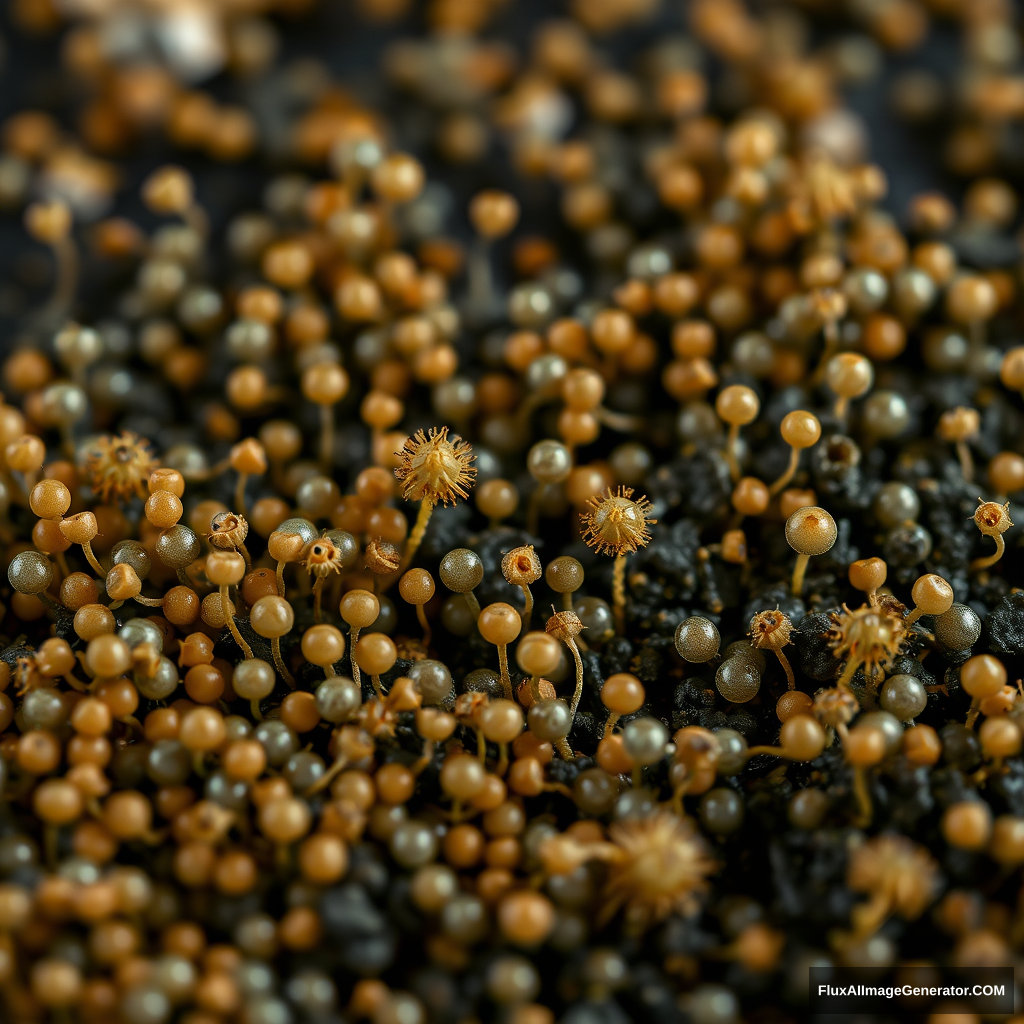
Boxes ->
[5,0,1024,1022]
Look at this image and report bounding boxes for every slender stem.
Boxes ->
[235,473,249,518]
[467,237,495,312]
[790,552,810,596]
[671,768,692,816]
[272,636,295,688]
[134,595,164,608]
[768,447,800,497]
[464,589,481,620]
[568,639,584,716]
[372,674,384,698]
[238,541,252,571]
[497,742,509,777]
[412,739,434,776]
[956,441,974,483]
[595,406,642,432]
[306,753,348,797]
[852,766,872,827]
[497,644,513,700]
[403,497,435,569]
[183,203,209,239]
[970,533,1005,571]
[519,584,534,632]
[834,395,849,426]
[45,824,58,869]
[725,423,741,483]
[561,591,574,612]
[770,649,793,689]
[416,604,432,648]
[313,577,324,623]
[176,568,192,588]
[220,586,253,658]
[529,675,542,702]
[250,698,264,721]
[54,551,70,578]
[188,456,232,482]
[811,317,840,386]
[349,626,361,688]
[555,737,573,761]
[59,422,75,460]
[836,655,863,690]
[966,698,980,730]
[476,728,487,762]
[904,606,923,626]
[324,662,337,677]
[320,404,334,471]
[270,459,285,494]
[51,236,79,317]
[603,712,620,738]
[63,671,88,692]
[612,554,626,634]
[80,540,104,576]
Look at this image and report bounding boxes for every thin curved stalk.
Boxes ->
[970,533,1005,572]
[403,496,435,570]
[80,541,104,576]
[416,604,432,648]
[768,447,799,497]
[497,644,513,701]
[220,586,253,658]
[271,636,294,688]
[612,554,626,634]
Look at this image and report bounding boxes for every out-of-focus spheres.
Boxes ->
[0,1,1024,1023]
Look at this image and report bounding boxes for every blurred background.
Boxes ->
[0,0,1000,348]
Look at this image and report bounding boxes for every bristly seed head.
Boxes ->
[208,512,249,549]
[84,431,157,505]
[502,544,541,587]
[395,426,476,506]
[748,609,795,651]
[603,812,717,932]
[847,834,938,923]
[974,498,1012,537]
[580,486,656,556]
[304,536,345,578]
[811,686,859,728]
[546,608,584,642]
[827,602,906,682]
[937,406,980,443]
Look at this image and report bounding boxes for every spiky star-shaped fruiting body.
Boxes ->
[828,602,906,687]
[580,486,655,556]
[603,812,717,932]
[84,432,157,505]
[394,426,476,507]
